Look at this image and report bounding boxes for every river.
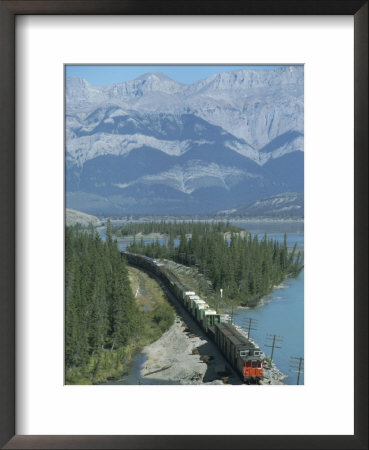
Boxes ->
[105,353,177,385]
[98,219,304,385]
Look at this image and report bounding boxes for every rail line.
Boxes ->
[122,251,265,384]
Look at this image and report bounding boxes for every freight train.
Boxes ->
[122,251,265,383]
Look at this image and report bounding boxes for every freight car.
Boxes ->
[213,323,264,383]
[122,251,264,383]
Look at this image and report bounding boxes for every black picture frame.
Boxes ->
[0,1,367,449]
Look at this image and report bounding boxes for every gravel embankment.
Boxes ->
[141,315,286,385]
[141,316,230,385]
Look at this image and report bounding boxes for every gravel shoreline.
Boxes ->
[141,315,286,385]
[141,317,230,385]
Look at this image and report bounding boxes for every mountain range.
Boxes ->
[66,66,304,215]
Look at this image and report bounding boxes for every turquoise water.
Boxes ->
[233,270,304,385]
[232,221,304,385]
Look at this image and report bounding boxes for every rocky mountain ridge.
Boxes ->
[66,66,304,214]
[217,192,304,218]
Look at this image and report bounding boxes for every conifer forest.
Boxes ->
[65,223,174,384]
[126,221,303,306]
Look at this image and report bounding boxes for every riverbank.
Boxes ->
[141,316,226,384]
[140,315,286,385]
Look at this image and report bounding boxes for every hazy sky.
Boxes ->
[65,64,288,86]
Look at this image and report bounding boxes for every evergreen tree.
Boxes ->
[65,225,140,374]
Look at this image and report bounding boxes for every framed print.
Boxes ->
[0,1,367,449]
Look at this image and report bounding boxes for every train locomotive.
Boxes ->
[122,251,265,384]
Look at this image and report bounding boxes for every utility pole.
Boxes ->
[264,334,283,367]
[242,317,258,339]
[289,356,304,385]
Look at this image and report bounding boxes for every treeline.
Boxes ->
[127,222,303,307]
[113,220,241,237]
[65,223,140,383]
